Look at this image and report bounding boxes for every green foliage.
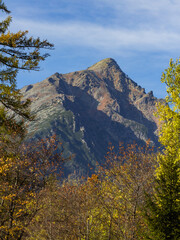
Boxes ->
[95,143,155,240]
[144,59,180,240]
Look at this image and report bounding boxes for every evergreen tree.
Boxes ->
[144,58,180,240]
[0,2,54,237]
[0,0,53,141]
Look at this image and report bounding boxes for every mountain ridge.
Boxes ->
[21,58,162,175]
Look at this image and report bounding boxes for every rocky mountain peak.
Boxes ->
[22,58,161,176]
[88,58,121,73]
[87,58,130,93]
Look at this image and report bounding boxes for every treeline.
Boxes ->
[2,132,156,239]
[25,142,156,240]
[1,134,179,239]
[0,1,179,239]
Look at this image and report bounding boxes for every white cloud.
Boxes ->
[9,0,180,33]
[11,18,180,54]
[97,0,180,28]
[97,0,180,12]
[5,0,180,59]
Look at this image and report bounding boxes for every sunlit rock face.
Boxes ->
[22,58,162,176]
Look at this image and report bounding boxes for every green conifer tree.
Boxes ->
[144,58,180,240]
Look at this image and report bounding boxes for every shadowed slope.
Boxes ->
[21,58,161,175]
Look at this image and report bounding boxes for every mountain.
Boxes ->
[21,58,162,175]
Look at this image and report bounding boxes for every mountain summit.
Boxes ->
[22,58,161,175]
[88,58,120,72]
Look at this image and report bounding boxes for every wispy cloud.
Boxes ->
[97,0,180,14]
[6,0,176,98]
[96,0,180,28]
[11,18,180,54]
[7,0,180,56]
[8,0,180,30]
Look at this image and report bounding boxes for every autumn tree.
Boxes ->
[144,59,180,240]
[25,142,156,240]
[0,135,65,240]
[26,175,101,240]
[94,143,156,240]
[0,0,53,141]
[0,1,57,239]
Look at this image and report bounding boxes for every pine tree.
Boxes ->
[144,58,180,240]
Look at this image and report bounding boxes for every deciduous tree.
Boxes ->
[0,135,64,239]
[96,143,155,240]
[144,58,180,240]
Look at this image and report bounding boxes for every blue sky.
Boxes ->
[4,0,180,98]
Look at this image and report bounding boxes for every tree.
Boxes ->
[0,0,53,140]
[144,58,180,240]
[25,143,155,240]
[0,135,65,240]
[26,176,100,240]
[95,143,155,240]
[0,1,56,238]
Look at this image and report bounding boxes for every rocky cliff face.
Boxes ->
[21,58,162,175]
